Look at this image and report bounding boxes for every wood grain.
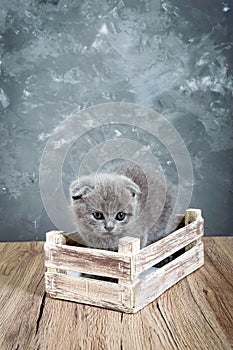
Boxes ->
[135,242,204,311]
[45,272,133,311]
[0,242,45,349]
[44,209,204,312]
[136,211,204,275]
[44,243,132,280]
[0,237,232,350]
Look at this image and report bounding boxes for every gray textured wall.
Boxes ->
[0,0,232,241]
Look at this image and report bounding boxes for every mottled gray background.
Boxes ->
[0,0,232,241]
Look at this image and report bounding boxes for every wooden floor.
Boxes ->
[0,237,232,350]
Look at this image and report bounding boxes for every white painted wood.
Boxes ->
[135,217,204,276]
[45,272,133,312]
[44,243,132,280]
[44,209,205,313]
[134,242,204,311]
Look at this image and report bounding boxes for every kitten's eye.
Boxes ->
[92,211,104,220]
[115,212,126,221]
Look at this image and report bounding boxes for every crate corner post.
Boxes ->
[118,236,141,312]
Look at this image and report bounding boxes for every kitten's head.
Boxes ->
[69,173,141,249]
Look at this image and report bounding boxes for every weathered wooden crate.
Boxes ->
[44,208,204,313]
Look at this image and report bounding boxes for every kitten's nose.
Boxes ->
[104,220,114,232]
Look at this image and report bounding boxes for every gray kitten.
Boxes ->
[69,164,176,251]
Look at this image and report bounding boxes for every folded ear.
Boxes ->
[122,176,141,197]
[70,181,93,201]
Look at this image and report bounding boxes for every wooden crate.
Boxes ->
[44,208,204,313]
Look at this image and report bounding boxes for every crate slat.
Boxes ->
[44,244,132,280]
[45,272,133,312]
[134,241,204,312]
[135,213,203,275]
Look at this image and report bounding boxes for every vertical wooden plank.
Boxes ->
[45,231,67,275]
[118,236,141,255]
[118,236,141,312]
[184,209,204,251]
[118,236,140,282]
[46,231,66,245]
[184,209,202,225]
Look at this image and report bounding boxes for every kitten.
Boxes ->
[69,164,176,251]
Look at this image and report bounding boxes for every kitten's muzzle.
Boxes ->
[104,220,114,232]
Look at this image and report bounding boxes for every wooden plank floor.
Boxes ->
[0,237,232,350]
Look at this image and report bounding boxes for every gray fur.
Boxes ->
[69,164,176,251]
